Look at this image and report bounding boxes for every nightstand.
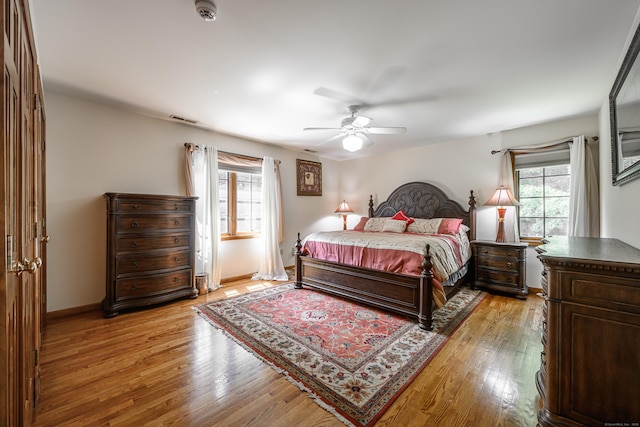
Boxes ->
[472,240,528,299]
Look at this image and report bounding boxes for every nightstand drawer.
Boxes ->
[476,256,519,271]
[475,245,523,258]
[476,268,519,286]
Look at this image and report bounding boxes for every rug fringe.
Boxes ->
[192,306,358,427]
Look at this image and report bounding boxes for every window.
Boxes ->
[516,164,570,239]
[218,170,262,239]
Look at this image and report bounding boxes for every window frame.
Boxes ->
[515,163,570,244]
[219,169,262,241]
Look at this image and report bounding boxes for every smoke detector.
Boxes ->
[195,0,217,21]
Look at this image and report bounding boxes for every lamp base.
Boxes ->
[495,207,507,243]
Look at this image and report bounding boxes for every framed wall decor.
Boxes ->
[296,159,322,196]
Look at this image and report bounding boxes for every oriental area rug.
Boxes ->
[193,284,485,427]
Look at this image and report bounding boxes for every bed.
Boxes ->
[294,181,477,330]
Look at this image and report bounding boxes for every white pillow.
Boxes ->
[363,217,388,232]
[382,219,408,233]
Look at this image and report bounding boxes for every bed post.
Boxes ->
[294,233,303,289]
[368,195,374,217]
[418,244,434,331]
[468,190,477,241]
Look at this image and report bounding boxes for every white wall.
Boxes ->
[44,92,342,311]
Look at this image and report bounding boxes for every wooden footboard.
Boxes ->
[294,234,435,330]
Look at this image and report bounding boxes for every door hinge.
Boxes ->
[34,222,39,238]
[33,349,39,366]
[33,93,40,111]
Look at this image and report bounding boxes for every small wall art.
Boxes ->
[296,159,322,196]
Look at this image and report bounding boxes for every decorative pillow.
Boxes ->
[353,217,369,231]
[406,218,441,234]
[438,218,464,235]
[382,219,408,233]
[363,217,388,232]
[391,210,415,225]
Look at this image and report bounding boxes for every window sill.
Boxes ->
[221,234,260,241]
[519,237,544,247]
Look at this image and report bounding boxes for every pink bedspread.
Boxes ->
[301,230,471,307]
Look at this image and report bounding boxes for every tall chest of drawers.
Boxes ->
[103,193,199,317]
[536,236,640,426]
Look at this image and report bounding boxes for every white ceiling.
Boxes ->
[30,0,640,161]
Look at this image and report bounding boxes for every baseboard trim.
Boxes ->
[46,303,101,321]
[46,266,297,320]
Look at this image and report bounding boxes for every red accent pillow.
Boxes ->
[392,210,415,225]
[353,217,369,231]
[437,218,463,235]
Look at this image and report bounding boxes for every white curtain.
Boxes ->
[568,135,600,237]
[186,144,221,290]
[252,156,288,281]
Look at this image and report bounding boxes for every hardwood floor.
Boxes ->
[32,280,542,427]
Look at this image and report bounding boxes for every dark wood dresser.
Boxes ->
[535,236,640,426]
[102,193,199,317]
[472,240,528,299]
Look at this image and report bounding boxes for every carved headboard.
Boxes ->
[368,181,476,240]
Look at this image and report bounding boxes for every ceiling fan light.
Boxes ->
[343,135,363,152]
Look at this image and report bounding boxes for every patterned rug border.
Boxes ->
[193,283,486,427]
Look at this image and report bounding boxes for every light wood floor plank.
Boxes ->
[33,281,541,426]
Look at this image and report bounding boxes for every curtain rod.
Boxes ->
[490,135,599,155]
[183,143,280,164]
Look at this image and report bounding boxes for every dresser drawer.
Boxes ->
[116,249,192,275]
[116,215,193,233]
[116,234,191,253]
[476,256,519,272]
[476,268,519,286]
[115,198,195,213]
[115,269,193,300]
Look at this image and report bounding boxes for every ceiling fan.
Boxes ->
[303,105,407,152]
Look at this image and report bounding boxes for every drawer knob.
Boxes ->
[174,238,179,243]
[174,220,179,225]
[175,204,179,210]
[131,221,139,228]
[133,205,138,209]
[506,262,512,268]
[174,277,180,282]
[131,261,138,268]
[130,241,138,248]
[131,284,138,291]
[175,257,180,262]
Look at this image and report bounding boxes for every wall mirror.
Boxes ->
[610,21,640,185]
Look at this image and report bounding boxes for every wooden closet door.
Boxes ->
[1,0,44,424]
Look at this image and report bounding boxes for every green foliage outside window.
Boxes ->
[518,165,570,238]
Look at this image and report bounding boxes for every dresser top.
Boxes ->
[537,236,640,267]
[104,192,198,201]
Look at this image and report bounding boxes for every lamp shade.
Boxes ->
[484,186,520,207]
[334,200,353,214]
[342,135,363,152]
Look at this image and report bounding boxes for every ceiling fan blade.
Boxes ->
[352,115,372,127]
[303,127,342,131]
[314,132,345,146]
[361,134,375,148]
[367,127,407,134]
[313,87,364,106]
[366,66,406,98]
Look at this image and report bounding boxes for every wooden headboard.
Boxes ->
[367,181,476,240]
